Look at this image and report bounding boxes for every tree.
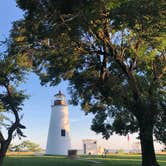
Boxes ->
[21,140,42,152]
[7,144,15,152]
[12,1,165,166]
[8,140,42,152]
[0,41,28,166]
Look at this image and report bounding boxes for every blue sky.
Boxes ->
[0,0,163,151]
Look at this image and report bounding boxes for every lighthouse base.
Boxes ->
[46,137,71,155]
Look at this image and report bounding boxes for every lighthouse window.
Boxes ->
[61,129,66,136]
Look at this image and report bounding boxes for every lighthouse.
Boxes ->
[46,91,71,155]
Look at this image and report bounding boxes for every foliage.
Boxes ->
[154,110,166,145]
[12,0,166,165]
[13,0,166,142]
[0,41,28,165]
[0,53,27,139]
[8,140,42,152]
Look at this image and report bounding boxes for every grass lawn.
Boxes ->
[3,154,166,166]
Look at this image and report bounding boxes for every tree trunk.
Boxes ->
[0,153,5,166]
[140,123,160,166]
[0,145,6,166]
[0,141,10,166]
[0,155,4,166]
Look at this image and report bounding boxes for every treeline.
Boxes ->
[8,140,43,152]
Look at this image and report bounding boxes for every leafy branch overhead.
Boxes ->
[11,1,166,166]
[0,41,28,164]
[13,0,165,137]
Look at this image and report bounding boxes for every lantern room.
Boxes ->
[54,91,66,105]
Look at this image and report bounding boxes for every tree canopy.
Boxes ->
[8,140,42,152]
[13,0,165,140]
[0,41,28,165]
[12,0,165,166]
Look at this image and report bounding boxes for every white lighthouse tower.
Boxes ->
[46,91,71,155]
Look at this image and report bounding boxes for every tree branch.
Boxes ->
[157,66,166,80]
[52,13,80,28]
[0,131,4,142]
[4,83,20,142]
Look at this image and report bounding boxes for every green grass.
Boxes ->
[3,154,166,166]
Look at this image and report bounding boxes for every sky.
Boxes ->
[0,0,164,151]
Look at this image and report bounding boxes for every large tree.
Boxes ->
[13,0,165,166]
[0,41,28,165]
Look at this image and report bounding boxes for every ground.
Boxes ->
[3,154,166,166]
